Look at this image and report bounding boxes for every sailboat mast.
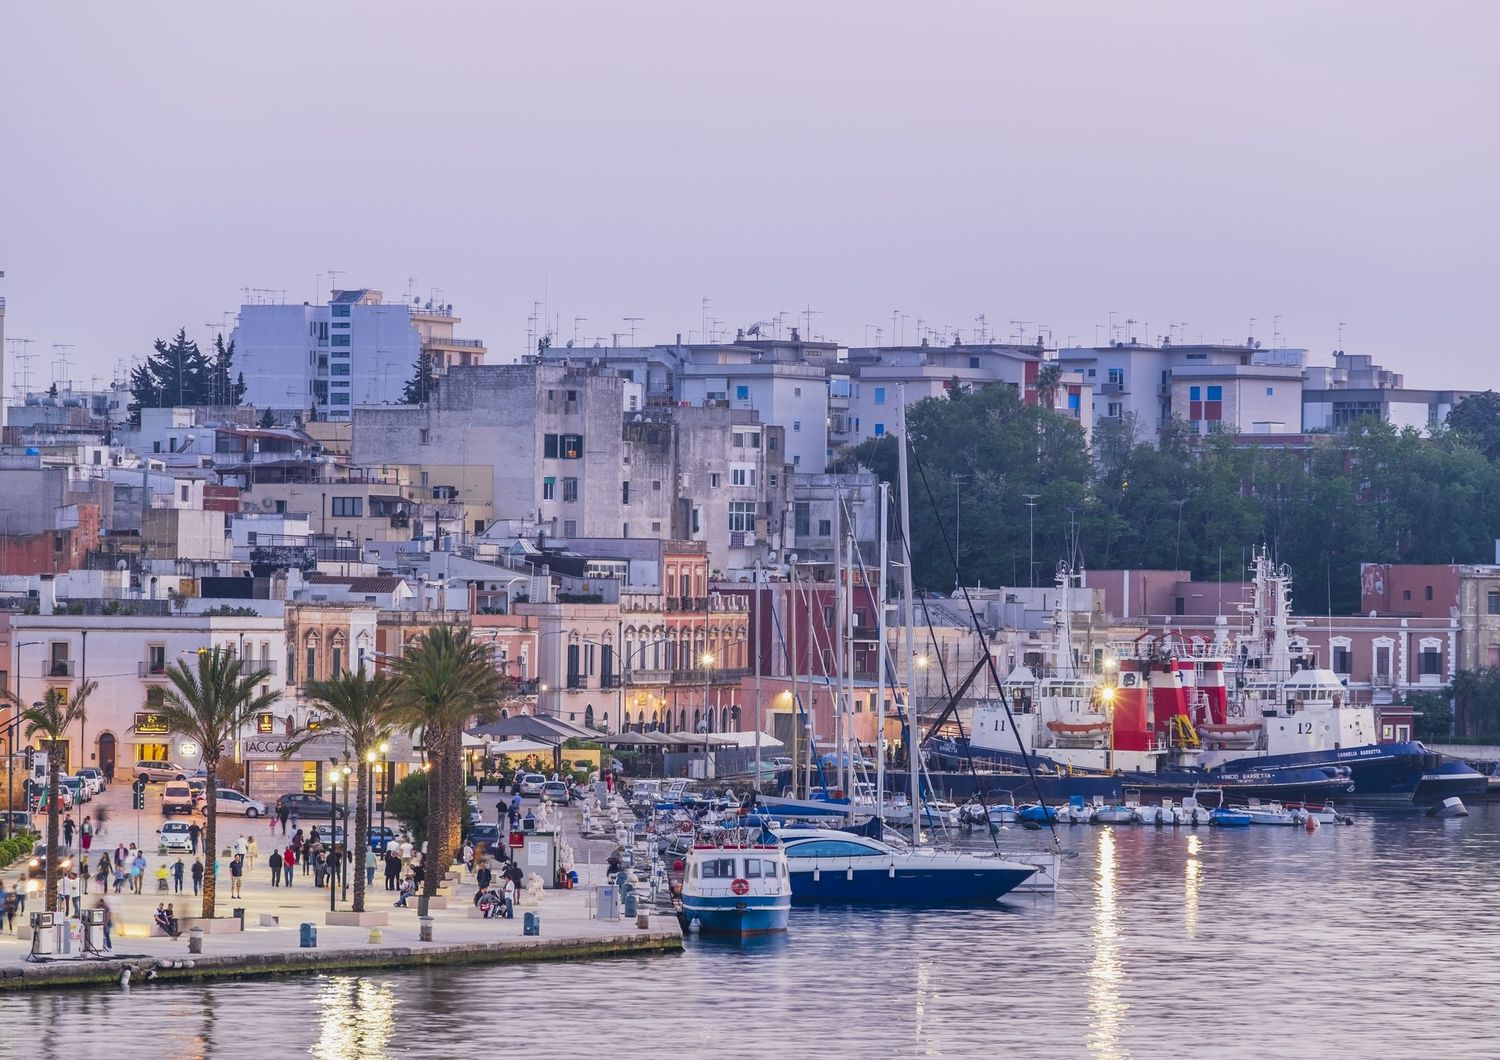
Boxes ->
[753,559,762,794]
[834,515,846,795]
[896,387,921,843]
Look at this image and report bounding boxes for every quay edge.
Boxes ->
[0,929,683,993]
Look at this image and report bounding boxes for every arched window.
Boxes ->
[584,705,595,729]
[304,631,320,682]
[720,706,730,731]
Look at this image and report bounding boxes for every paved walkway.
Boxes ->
[0,786,674,990]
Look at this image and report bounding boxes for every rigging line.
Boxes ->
[911,589,1002,851]
[761,564,831,799]
[903,436,1062,848]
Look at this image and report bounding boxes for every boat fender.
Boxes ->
[812,869,820,882]
[888,866,896,878]
[846,868,854,881]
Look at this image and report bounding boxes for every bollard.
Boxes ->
[368,928,384,945]
[299,922,317,948]
[418,916,434,943]
[523,911,540,937]
[636,911,650,930]
[188,926,203,954]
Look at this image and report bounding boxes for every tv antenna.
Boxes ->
[1337,322,1347,351]
[623,317,643,345]
[327,270,344,297]
[572,317,587,344]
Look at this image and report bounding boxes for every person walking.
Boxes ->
[112,862,125,895]
[80,815,94,852]
[80,853,91,895]
[229,854,244,899]
[282,846,296,886]
[130,852,147,895]
[277,802,289,834]
[154,863,169,894]
[246,835,258,872]
[188,821,202,855]
[62,815,76,848]
[3,883,17,932]
[269,848,283,887]
[365,846,377,886]
[172,857,185,894]
[94,858,109,893]
[96,897,112,950]
[191,858,204,896]
[233,835,248,862]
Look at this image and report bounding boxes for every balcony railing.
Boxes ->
[138,661,167,678]
[45,661,74,678]
[625,668,671,685]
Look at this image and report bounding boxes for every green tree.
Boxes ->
[1453,668,1500,739]
[391,625,507,914]
[1447,391,1500,461]
[1034,362,1064,408]
[383,770,430,849]
[209,333,248,406]
[154,649,280,918]
[127,328,213,425]
[12,682,96,909]
[401,352,436,405]
[1408,690,1455,743]
[287,668,397,913]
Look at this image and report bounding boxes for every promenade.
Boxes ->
[0,786,679,992]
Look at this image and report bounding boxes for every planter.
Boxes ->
[325,910,389,927]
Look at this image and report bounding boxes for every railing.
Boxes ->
[138,661,167,678]
[566,675,583,690]
[427,336,484,349]
[44,661,74,678]
[626,668,671,685]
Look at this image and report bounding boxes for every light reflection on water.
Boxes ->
[4,808,1500,1059]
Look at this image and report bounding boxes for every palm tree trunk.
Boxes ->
[444,730,463,868]
[417,727,445,917]
[45,754,61,911]
[352,760,369,913]
[201,758,218,918]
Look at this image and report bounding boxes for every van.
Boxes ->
[161,781,194,815]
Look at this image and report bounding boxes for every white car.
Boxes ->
[76,768,106,796]
[157,821,195,853]
[518,773,547,796]
[198,789,267,817]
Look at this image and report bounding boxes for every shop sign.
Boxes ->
[135,713,170,735]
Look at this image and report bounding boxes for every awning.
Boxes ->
[482,738,555,756]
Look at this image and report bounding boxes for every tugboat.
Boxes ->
[679,831,791,936]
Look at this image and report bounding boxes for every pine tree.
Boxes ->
[401,352,436,404]
[209,334,247,406]
[127,328,212,424]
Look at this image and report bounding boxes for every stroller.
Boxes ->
[476,887,513,919]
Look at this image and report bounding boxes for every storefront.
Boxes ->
[131,712,176,766]
[241,730,348,804]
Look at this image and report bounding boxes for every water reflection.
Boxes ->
[1088,829,1129,1059]
[312,976,398,1060]
[1184,835,1201,939]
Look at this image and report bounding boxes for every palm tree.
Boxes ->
[1035,362,1065,410]
[154,648,279,919]
[391,625,507,916]
[288,667,397,913]
[15,682,96,910]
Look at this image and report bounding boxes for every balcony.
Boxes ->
[44,660,74,679]
[138,661,168,678]
[625,668,671,685]
[566,674,584,690]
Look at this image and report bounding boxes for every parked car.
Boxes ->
[517,773,547,797]
[76,768,105,795]
[161,781,195,815]
[199,789,267,817]
[135,760,189,783]
[540,781,572,805]
[365,825,397,852]
[157,820,195,853]
[57,776,90,805]
[187,777,208,806]
[275,793,346,820]
[468,822,505,852]
[0,810,34,833]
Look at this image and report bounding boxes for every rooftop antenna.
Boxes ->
[802,304,820,340]
[975,314,988,342]
[327,270,344,297]
[1272,314,1282,350]
[623,317,643,345]
[1336,322,1348,351]
[7,338,35,403]
[701,297,711,344]
[406,276,419,303]
[1248,317,1257,343]
[1124,318,1138,343]
[51,343,75,388]
[1010,320,1030,344]
[572,317,587,344]
[1108,310,1118,343]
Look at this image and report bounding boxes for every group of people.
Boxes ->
[266,826,345,889]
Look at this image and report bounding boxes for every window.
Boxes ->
[769,474,778,487]
[874,387,887,405]
[1108,368,1124,386]
[1266,387,1274,396]
[331,303,350,318]
[1207,385,1222,401]
[794,502,811,537]
[652,480,661,492]
[691,507,700,534]
[1488,591,1500,615]
[792,420,801,431]
[622,481,630,505]
[329,393,350,405]
[331,497,364,517]
[332,321,349,329]
[736,385,749,400]
[729,501,756,533]
[786,840,882,858]
[419,429,430,444]
[794,387,802,397]
[542,478,556,501]
[969,356,980,369]
[1332,646,1351,674]
[874,423,885,437]
[560,434,583,459]
[1402,590,1412,601]
[731,467,756,487]
[563,519,577,537]
[1190,386,1201,401]
[562,477,578,502]
[146,644,166,675]
[331,363,350,376]
[768,436,778,451]
[179,484,189,502]
[818,519,832,536]
[1420,647,1442,676]
[331,335,350,347]
[306,645,317,679]
[544,434,559,459]
[701,858,737,879]
[331,646,342,678]
[710,473,720,489]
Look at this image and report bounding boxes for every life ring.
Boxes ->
[677,821,693,834]
[730,878,750,896]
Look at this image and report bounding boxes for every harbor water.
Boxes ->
[5,807,1498,1059]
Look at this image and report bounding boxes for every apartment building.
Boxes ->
[1303,352,1470,433]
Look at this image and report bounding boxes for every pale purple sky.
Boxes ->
[3,1,1496,388]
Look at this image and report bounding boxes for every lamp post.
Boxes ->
[700,651,715,776]
[327,772,339,911]
[6,641,41,841]
[378,740,390,841]
[340,763,351,902]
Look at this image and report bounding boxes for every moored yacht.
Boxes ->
[776,827,1038,904]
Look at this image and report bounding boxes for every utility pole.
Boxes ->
[1023,494,1040,588]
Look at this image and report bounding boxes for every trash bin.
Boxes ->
[523,911,540,937]
[623,891,638,918]
[418,916,434,942]
[188,926,203,954]
[595,884,618,920]
[299,922,317,948]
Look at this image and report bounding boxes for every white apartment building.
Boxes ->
[10,611,287,776]
[232,289,486,421]
[1302,352,1470,433]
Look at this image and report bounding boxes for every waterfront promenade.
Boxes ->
[0,798,679,991]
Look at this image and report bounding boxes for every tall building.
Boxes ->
[232,289,486,421]
[1302,352,1469,433]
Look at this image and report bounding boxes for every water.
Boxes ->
[6,808,1498,1059]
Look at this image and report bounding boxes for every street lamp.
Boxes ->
[327,772,339,912]
[340,763,352,902]
[377,740,390,841]
[5,641,41,841]
[700,652,715,772]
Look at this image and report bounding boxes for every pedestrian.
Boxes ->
[112,863,125,894]
[80,853,90,894]
[384,850,400,890]
[394,875,415,907]
[154,863,169,893]
[103,759,115,785]
[3,884,16,932]
[230,854,244,899]
[94,858,109,892]
[246,834,258,871]
[282,846,296,886]
[60,871,79,916]
[63,814,76,847]
[312,849,326,889]
[412,859,425,890]
[289,807,299,833]
[365,846,377,886]
[172,857,185,893]
[80,815,94,851]
[114,842,127,868]
[474,861,493,905]
[96,897,112,950]
[462,841,474,870]
[504,859,523,901]
[191,858,204,896]
[277,803,289,834]
[130,852,147,895]
[188,821,202,854]
[233,835,247,861]
[269,848,283,887]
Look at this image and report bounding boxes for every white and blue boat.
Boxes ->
[776,827,1038,905]
[679,839,791,936]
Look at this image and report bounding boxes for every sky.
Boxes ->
[2,1,1496,391]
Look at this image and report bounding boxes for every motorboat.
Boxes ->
[1427,796,1469,819]
[1236,798,1304,826]
[958,795,1019,828]
[882,796,960,829]
[1283,801,1355,825]
[1091,789,1143,825]
[776,827,1037,904]
[679,836,791,936]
